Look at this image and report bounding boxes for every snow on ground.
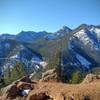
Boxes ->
[73,29,100,51]
[74,29,93,45]
[75,53,91,68]
[40,61,48,68]
[10,54,19,59]
[90,27,100,35]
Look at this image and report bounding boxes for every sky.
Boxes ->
[0,0,100,34]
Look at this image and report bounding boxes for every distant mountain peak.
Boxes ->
[60,25,72,31]
[56,25,72,35]
[72,24,100,35]
[0,33,15,40]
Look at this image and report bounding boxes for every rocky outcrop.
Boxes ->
[0,76,34,100]
[82,74,100,84]
[39,68,60,82]
[0,83,20,100]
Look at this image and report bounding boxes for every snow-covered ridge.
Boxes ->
[73,27,100,51]
[64,25,100,70]
[73,29,92,45]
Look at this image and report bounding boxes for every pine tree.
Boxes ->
[4,62,25,85]
[71,71,82,84]
[10,62,25,81]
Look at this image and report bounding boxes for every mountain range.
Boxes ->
[0,24,100,83]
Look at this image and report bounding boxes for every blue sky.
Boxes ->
[0,0,100,34]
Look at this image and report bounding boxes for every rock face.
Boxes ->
[40,68,60,82]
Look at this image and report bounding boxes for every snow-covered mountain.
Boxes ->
[56,26,72,34]
[62,24,100,70]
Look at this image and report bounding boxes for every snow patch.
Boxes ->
[90,27,100,34]
[75,53,91,68]
[21,89,31,96]
[10,54,19,59]
[40,61,48,68]
[74,29,92,45]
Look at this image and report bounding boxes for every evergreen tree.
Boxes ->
[71,71,82,84]
[10,62,25,81]
[4,62,25,85]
